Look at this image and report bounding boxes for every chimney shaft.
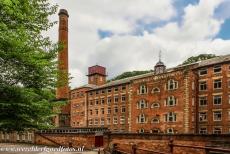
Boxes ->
[56,9,69,99]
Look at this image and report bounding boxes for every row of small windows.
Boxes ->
[199,127,227,134]
[89,95,126,106]
[138,128,175,134]
[199,79,230,90]
[71,91,85,99]
[138,80,178,94]
[89,85,127,96]
[0,132,33,142]
[198,110,230,122]
[199,95,230,106]
[89,106,126,115]
[199,64,230,76]
[88,116,126,125]
[137,97,178,109]
[137,112,177,123]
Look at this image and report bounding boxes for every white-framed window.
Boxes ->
[137,114,147,123]
[121,95,126,102]
[114,106,118,113]
[213,65,221,73]
[199,112,207,121]
[95,99,99,105]
[139,84,147,94]
[101,98,105,105]
[152,87,160,93]
[113,117,118,124]
[89,119,93,126]
[213,95,222,105]
[214,79,222,89]
[213,127,222,134]
[199,97,207,106]
[165,112,176,122]
[151,103,160,108]
[120,116,125,124]
[16,133,20,141]
[199,81,207,91]
[151,117,160,123]
[114,96,119,103]
[107,107,111,114]
[137,99,148,109]
[107,117,111,125]
[121,106,126,113]
[28,133,32,141]
[167,80,178,90]
[107,97,111,105]
[101,108,104,114]
[94,118,98,125]
[107,88,112,93]
[101,118,105,125]
[122,85,126,91]
[199,127,207,134]
[199,68,208,76]
[166,96,177,106]
[89,109,93,115]
[139,129,145,133]
[213,111,222,121]
[166,128,174,134]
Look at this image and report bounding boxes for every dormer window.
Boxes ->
[213,65,221,73]
[151,103,160,108]
[167,80,178,90]
[152,87,160,93]
[139,84,147,94]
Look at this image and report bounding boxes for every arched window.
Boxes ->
[137,114,147,123]
[151,117,160,123]
[139,128,145,133]
[167,128,174,134]
[151,102,160,108]
[137,100,148,109]
[152,87,160,93]
[166,96,177,106]
[139,84,147,94]
[167,80,178,90]
[165,112,177,122]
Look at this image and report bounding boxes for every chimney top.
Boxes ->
[58,9,69,17]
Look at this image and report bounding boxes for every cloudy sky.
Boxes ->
[47,0,230,88]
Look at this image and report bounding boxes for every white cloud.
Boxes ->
[46,0,230,88]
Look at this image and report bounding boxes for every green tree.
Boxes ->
[182,54,217,65]
[0,0,60,131]
[108,70,152,82]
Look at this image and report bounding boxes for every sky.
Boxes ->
[46,0,230,88]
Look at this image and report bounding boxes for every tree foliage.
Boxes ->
[182,54,217,65]
[108,70,152,82]
[0,0,60,131]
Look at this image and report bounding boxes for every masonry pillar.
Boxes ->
[56,9,69,99]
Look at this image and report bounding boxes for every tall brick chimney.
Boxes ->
[56,9,69,99]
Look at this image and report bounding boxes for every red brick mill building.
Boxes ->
[55,9,230,135]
